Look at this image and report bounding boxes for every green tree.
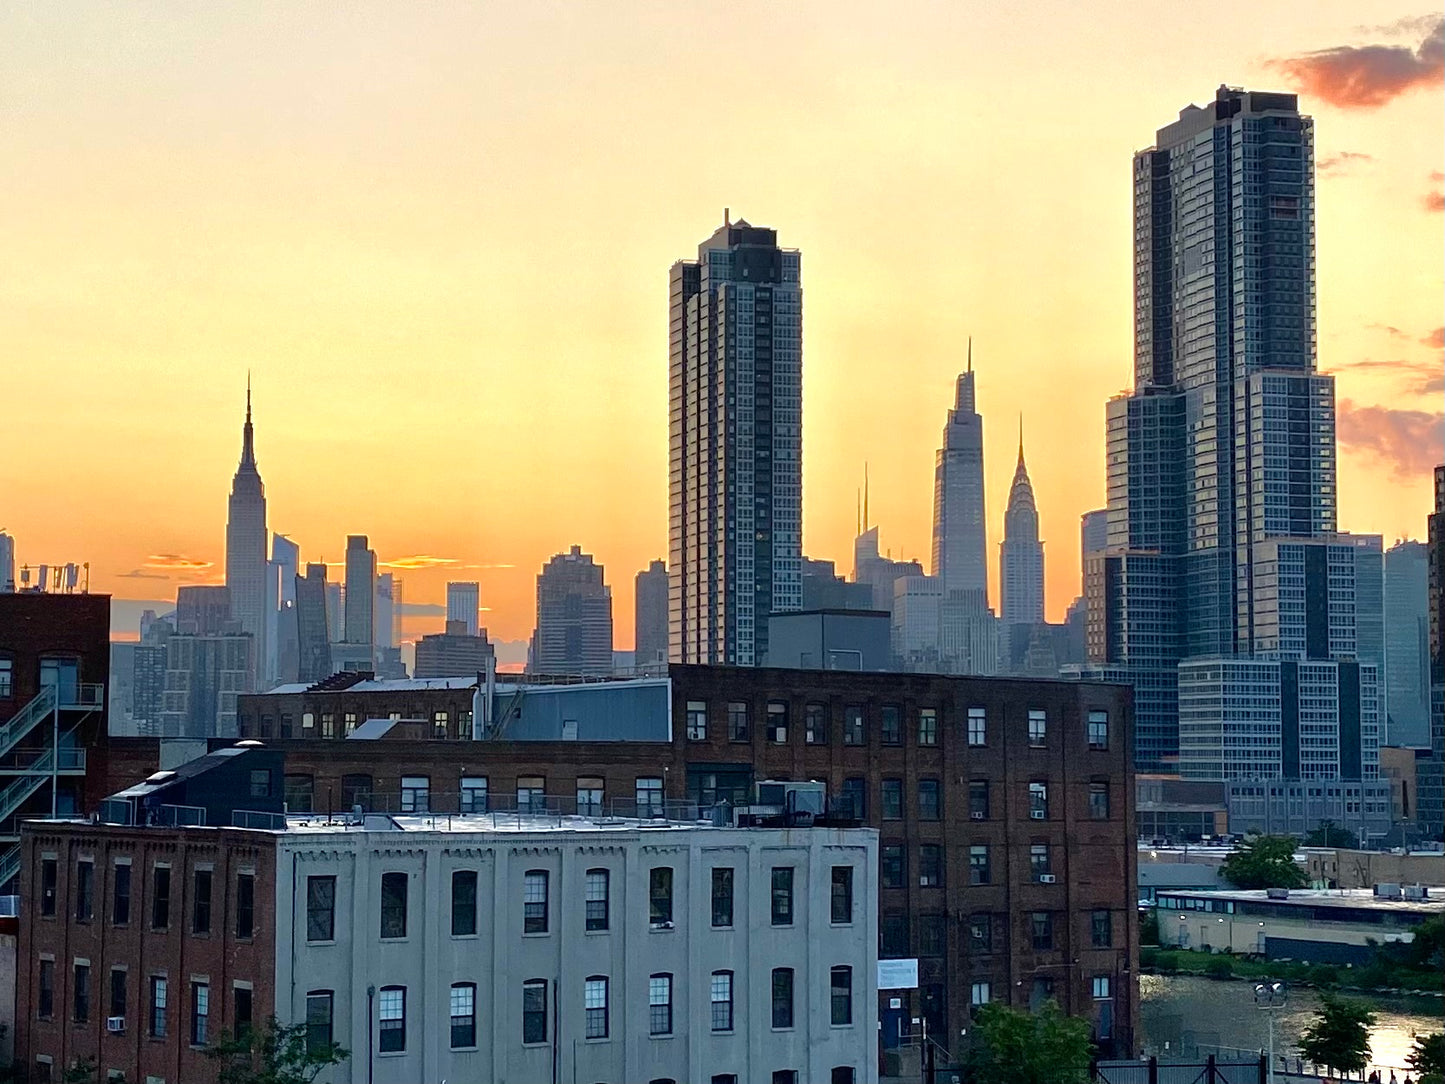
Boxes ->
[204,1017,348,1084]
[964,999,1094,1084]
[1303,820,1359,849]
[61,1059,100,1084]
[1297,995,1376,1076]
[1407,914,1445,972]
[1219,832,1308,890]
[1407,1030,1445,1084]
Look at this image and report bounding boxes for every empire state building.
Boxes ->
[226,385,267,679]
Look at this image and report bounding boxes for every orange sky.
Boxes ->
[3,2,1441,648]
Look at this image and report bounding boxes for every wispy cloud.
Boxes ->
[145,553,213,570]
[1337,399,1445,477]
[398,602,447,616]
[1268,18,1444,109]
[117,568,170,580]
[1330,357,1443,397]
[1318,150,1374,175]
[1365,322,1408,338]
[1424,171,1445,213]
[378,555,516,571]
[1423,326,1445,350]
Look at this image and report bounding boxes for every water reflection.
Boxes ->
[1140,974,1442,1072]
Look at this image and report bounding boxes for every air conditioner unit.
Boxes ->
[970,812,986,821]
[1030,810,1046,820]
[106,1016,125,1034]
[1038,874,1057,884]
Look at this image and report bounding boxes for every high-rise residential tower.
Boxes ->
[295,563,333,683]
[1420,466,1445,836]
[446,581,481,637]
[343,535,376,665]
[932,342,988,603]
[1000,426,1045,632]
[1383,540,1430,748]
[225,384,267,677]
[0,531,14,592]
[531,545,613,676]
[266,533,301,687]
[633,559,668,671]
[669,216,802,665]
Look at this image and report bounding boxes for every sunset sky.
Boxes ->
[3,1,1442,650]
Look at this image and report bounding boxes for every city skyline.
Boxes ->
[3,3,1441,650]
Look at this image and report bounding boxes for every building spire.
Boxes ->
[967,336,972,374]
[1017,413,1025,466]
[863,462,869,532]
[239,377,257,471]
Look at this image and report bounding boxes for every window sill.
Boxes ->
[521,1041,549,1049]
[522,931,551,938]
[584,928,610,936]
[649,1033,675,1041]
[770,1026,795,1033]
[583,1036,611,1044]
[649,923,675,932]
[831,1023,855,1030]
[829,921,854,928]
[450,1045,479,1052]
[378,937,411,944]
[376,1050,408,1058]
[451,933,480,941]
[306,939,337,947]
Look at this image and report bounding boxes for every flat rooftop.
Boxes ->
[262,675,669,695]
[1157,888,1444,915]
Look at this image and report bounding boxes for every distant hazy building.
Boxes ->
[1000,430,1045,665]
[295,563,333,683]
[932,344,989,602]
[446,581,481,637]
[1421,466,1445,837]
[267,533,301,687]
[224,385,267,680]
[532,545,613,676]
[1385,541,1430,747]
[175,585,233,636]
[1346,533,1385,677]
[0,531,14,592]
[938,590,1000,675]
[891,574,943,671]
[669,216,802,665]
[375,571,397,649]
[414,621,495,680]
[324,581,342,647]
[633,559,669,671]
[343,534,376,661]
[801,557,874,612]
[852,527,924,616]
[767,609,891,671]
[159,630,254,738]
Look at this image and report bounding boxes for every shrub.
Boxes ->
[1205,957,1234,979]
[1140,947,1160,968]
[1308,965,1340,989]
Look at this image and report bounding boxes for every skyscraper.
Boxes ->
[531,545,613,676]
[295,563,333,683]
[1420,466,1445,835]
[1383,540,1430,748]
[266,533,301,687]
[225,384,267,677]
[669,216,802,666]
[932,342,988,602]
[343,534,376,660]
[446,581,481,637]
[634,559,668,671]
[0,531,14,592]
[1000,425,1045,636]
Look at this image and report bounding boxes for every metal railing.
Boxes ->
[0,745,85,772]
[0,852,18,894]
[233,809,287,830]
[0,685,56,761]
[62,683,105,710]
[0,750,59,825]
[288,791,710,825]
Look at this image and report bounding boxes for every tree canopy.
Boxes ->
[204,1017,348,1084]
[1219,832,1308,890]
[964,999,1095,1084]
[1303,820,1359,850]
[1407,1030,1444,1083]
[1297,994,1376,1075]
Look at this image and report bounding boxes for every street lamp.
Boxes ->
[1253,982,1287,1084]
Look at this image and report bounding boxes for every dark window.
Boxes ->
[711,867,734,927]
[917,708,938,746]
[880,704,902,745]
[833,1070,857,1084]
[843,705,864,745]
[522,979,548,1043]
[771,867,794,926]
[710,970,733,1031]
[830,966,853,1025]
[1089,782,1110,820]
[305,990,333,1054]
[190,981,210,1046]
[151,866,171,930]
[969,780,989,819]
[805,703,828,745]
[968,913,993,953]
[585,868,609,931]
[650,867,674,927]
[766,700,788,743]
[881,779,903,820]
[918,913,946,957]
[969,845,991,885]
[1091,909,1113,948]
[73,962,90,1023]
[1031,911,1054,951]
[306,875,336,941]
[583,976,608,1039]
[1087,710,1109,750]
[648,973,673,1035]
[841,777,866,819]
[919,844,943,888]
[75,860,94,921]
[1029,781,1049,819]
[236,873,254,939]
[685,700,707,741]
[248,769,271,798]
[192,869,212,934]
[1030,977,1055,1011]
[451,870,478,936]
[882,845,905,888]
[771,967,794,1028]
[149,976,167,1038]
[40,858,57,916]
[1031,844,1052,880]
[773,1074,798,1084]
[283,773,314,813]
[38,959,54,1018]
[380,872,407,939]
[342,773,373,807]
[713,1076,739,1084]
[918,779,941,821]
[109,967,126,1018]
[727,701,749,742]
[378,985,405,1052]
[831,866,853,924]
[450,983,477,1048]
[234,986,252,1035]
[523,870,548,934]
[881,913,909,957]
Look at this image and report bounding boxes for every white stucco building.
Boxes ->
[275,813,879,1084]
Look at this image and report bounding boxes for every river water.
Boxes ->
[1140,974,1443,1073]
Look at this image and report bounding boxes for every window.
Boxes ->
[432,710,449,738]
[575,776,605,817]
[636,776,664,818]
[343,712,357,735]
[38,959,54,1018]
[842,705,864,745]
[882,845,904,888]
[881,779,902,820]
[460,776,488,814]
[378,986,405,1053]
[710,970,733,1031]
[40,858,57,916]
[685,700,708,740]
[522,979,548,1044]
[583,977,608,1039]
[766,700,788,743]
[399,776,430,813]
[1091,909,1113,948]
[968,913,992,953]
[711,867,733,927]
[771,968,794,1028]
[248,769,271,798]
[236,873,254,939]
[969,845,991,885]
[805,703,828,745]
[1087,710,1109,750]
[1092,976,1112,1000]
[284,773,314,812]
[151,866,171,930]
[1029,781,1049,819]
[190,981,209,1046]
[149,977,167,1038]
[918,779,941,820]
[192,869,212,934]
[770,866,794,925]
[322,714,338,739]
[969,780,989,819]
[1089,782,1110,820]
[831,866,854,924]
[73,962,90,1023]
[517,776,545,813]
[727,701,749,741]
[523,870,549,933]
[833,1070,856,1084]
[0,657,10,697]
[649,867,673,927]
[967,706,986,746]
[918,912,946,957]
[971,982,991,1007]
[234,985,252,1035]
[585,868,609,931]
[713,1076,739,1084]
[109,967,126,1018]
[305,990,333,1054]
[380,872,408,939]
[881,913,909,957]
[1028,709,1047,747]
[880,704,902,745]
[919,844,943,888]
[830,965,853,1025]
[452,870,478,936]
[648,973,673,1035]
[306,876,336,941]
[774,1074,798,1084]
[1031,844,1052,880]
[75,860,94,921]
[841,777,867,819]
[917,708,938,746]
[1031,911,1054,951]
[451,983,477,1047]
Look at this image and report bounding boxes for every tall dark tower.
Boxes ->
[224,381,266,683]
